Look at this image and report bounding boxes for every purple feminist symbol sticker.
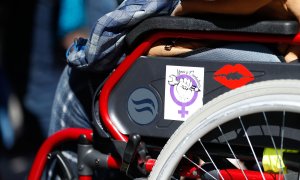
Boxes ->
[169,74,199,118]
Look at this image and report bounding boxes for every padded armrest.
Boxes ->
[126,16,299,48]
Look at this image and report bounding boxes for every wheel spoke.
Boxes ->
[183,154,217,180]
[239,116,266,180]
[149,80,300,180]
[262,112,285,177]
[198,139,224,180]
[218,126,248,180]
[279,111,286,180]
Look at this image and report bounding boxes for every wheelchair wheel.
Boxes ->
[149,79,300,180]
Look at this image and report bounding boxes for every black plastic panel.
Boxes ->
[108,57,300,138]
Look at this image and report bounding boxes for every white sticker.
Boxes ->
[164,65,204,121]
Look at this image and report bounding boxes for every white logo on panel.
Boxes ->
[164,65,204,121]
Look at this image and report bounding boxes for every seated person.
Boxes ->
[49,0,300,137]
[148,0,300,62]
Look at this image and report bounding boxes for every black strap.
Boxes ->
[289,59,300,63]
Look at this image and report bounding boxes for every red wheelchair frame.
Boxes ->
[29,25,300,180]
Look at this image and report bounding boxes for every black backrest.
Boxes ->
[126,16,299,49]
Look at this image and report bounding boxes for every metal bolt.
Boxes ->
[192,170,198,176]
[47,153,52,160]
[79,164,84,171]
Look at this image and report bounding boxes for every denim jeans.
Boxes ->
[48,66,93,135]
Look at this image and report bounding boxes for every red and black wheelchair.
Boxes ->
[29,15,300,180]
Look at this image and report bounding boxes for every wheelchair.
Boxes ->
[29,15,300,179]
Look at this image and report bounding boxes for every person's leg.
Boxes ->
[49,0,119,135]
[47,65,129,179]
[24,0,64,136]
[46,66,91,179]
[48,66,91,136]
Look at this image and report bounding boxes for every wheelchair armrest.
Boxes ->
[126,16,299,49]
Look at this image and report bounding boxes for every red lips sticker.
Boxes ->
[214,64,254,89]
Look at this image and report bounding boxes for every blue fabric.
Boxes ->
[86,0,118,32]
[48,67,91,135]
[0,70,14,149]
[66,0,179,72]
[58,0,86,37]
[0,107,14,149]
[49,0,179,135]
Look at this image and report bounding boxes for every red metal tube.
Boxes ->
[79,175,93,180]
[99,31,300,142]
[220,169,283,180]
[28,128,93,180]
[99,39,154,142]
[107,155,122,169]
[29,30,300,179]
[292,32,300,44]
[145,159,156,173]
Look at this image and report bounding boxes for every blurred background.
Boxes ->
[0,0,121,179]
